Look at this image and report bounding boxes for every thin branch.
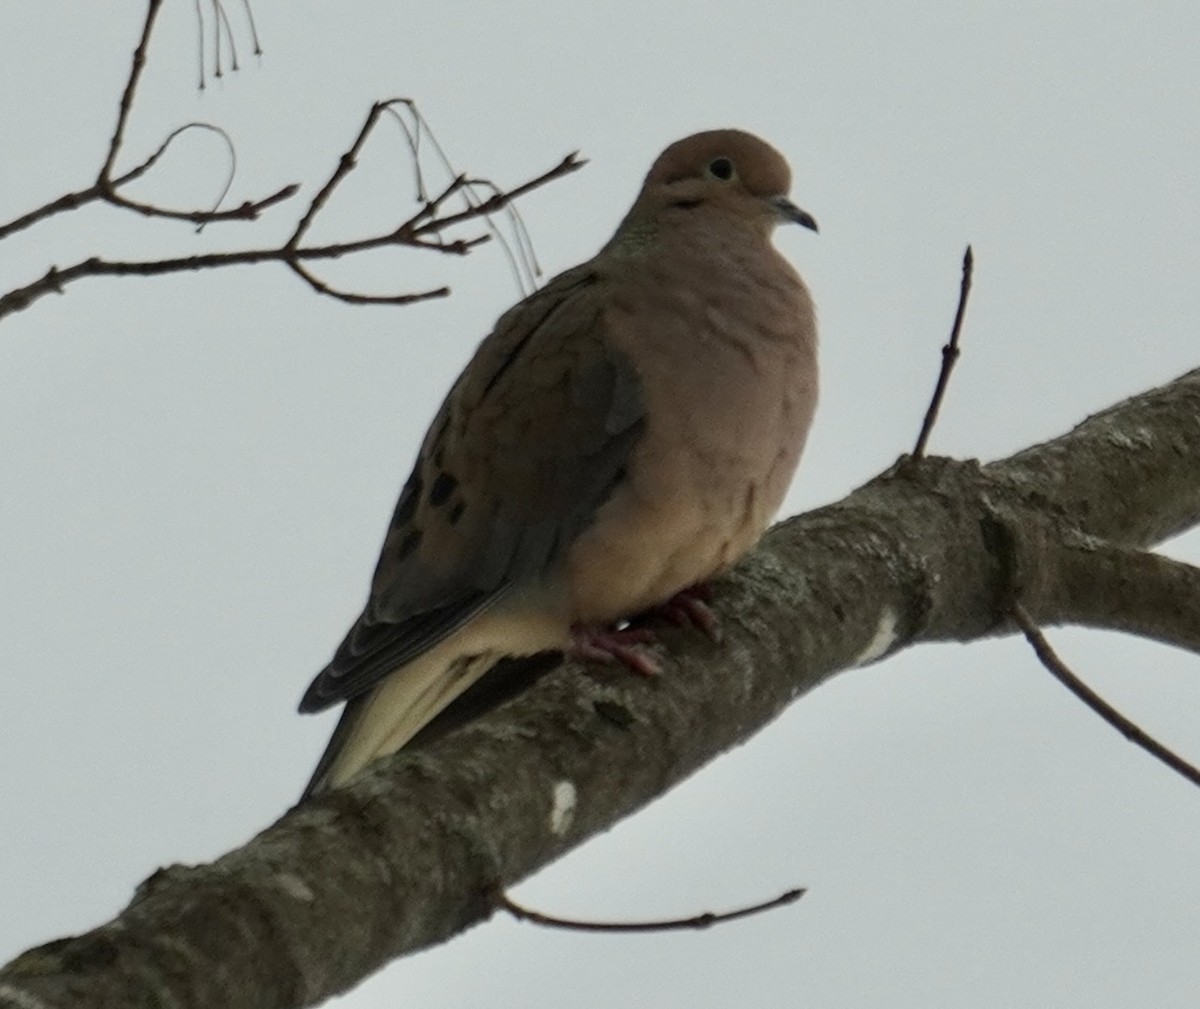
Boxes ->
[411,153,586,239]
[286,260,448,307]
[0,187,104,241]
[111,123,228,190]
[100,0,165,184]
[3,13,584,320]
[494,886,805,934]
[287,100,400,249]
[398,173,473,231]
[0,155,295,240]
[0,229,483,319]
[0,13,298,240]
[911,245,974,459]
[102,184,298,226]
[1011,602,1200,789]
[381,102,544,294]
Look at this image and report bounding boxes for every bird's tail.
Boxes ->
[301,649,498,798]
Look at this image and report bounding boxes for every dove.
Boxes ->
[299,128,819,797]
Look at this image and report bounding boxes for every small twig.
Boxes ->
[379,102,545,295]
[108,122,240,231]
[398,174,472,231]
[111,123,227,190]
[100,0,165,184]
[286,260,449,306]
[493,886,805,934]
[0,14,296,240]
[103,185,298,226]
[3,21,583,321]
[1011,602,1200,789]
[411,153,586,239]
[0,188,104,242]
[0,226,493,320]
[287,100,400,249]
[911,245,974,459]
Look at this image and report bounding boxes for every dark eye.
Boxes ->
[707,157,735,181]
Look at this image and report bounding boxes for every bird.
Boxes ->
[299,128,819,798]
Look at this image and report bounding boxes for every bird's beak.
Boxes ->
[768,195,818,233]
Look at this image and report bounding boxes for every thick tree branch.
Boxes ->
[1018,537,1200,653]
[3,366,1199,1008]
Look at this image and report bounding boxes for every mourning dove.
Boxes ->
[299,128,819,797]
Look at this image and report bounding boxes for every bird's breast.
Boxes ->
[563,248,818,623]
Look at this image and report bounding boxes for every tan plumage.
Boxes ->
[300,129,819,797]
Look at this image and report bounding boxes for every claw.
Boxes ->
[569,625,662,676]
[567,584,722,676]
[636,584,722,642]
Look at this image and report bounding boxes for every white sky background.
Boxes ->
[3,2,1200,1006]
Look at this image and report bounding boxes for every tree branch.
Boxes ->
[1011,603,1200,787]
[910,245,973,459]
[1,8,584,315]
[4,366,1199,1009]
[494,886,805,933]
[0,152,579,321]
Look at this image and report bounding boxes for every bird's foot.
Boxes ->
[635,583,722,642]
[569,624,662,676]
[568,585,722,676]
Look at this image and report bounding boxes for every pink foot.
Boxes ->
[568,584,723,676]
[569,624,662,676]
[636,584,722,642]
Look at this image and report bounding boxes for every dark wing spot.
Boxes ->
[428,471,458,507]
[448,501,466,525]
[392,472,422,526]
[669,198,703,210]
[396,528,422,561]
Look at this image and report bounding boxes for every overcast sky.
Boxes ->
[3,2,1200,1006]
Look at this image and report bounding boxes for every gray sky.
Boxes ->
[3,2,1200,1006]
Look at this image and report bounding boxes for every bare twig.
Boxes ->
[0,6,296,241]
[494,886,805,934]
[1011,602,1200,789]
[911,245,974,459]
[0,176,294,242]
[0,188,106,242]
[100,0,165,184]
[411,153,586,239]
[0,222,498,319]
[286,261,448,307]
[287,100,402,249]
[2,8,586,321]
[104,185,298,227]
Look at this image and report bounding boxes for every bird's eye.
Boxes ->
[707,157,736,181]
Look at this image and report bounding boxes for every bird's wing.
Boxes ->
[299,264,645,712]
